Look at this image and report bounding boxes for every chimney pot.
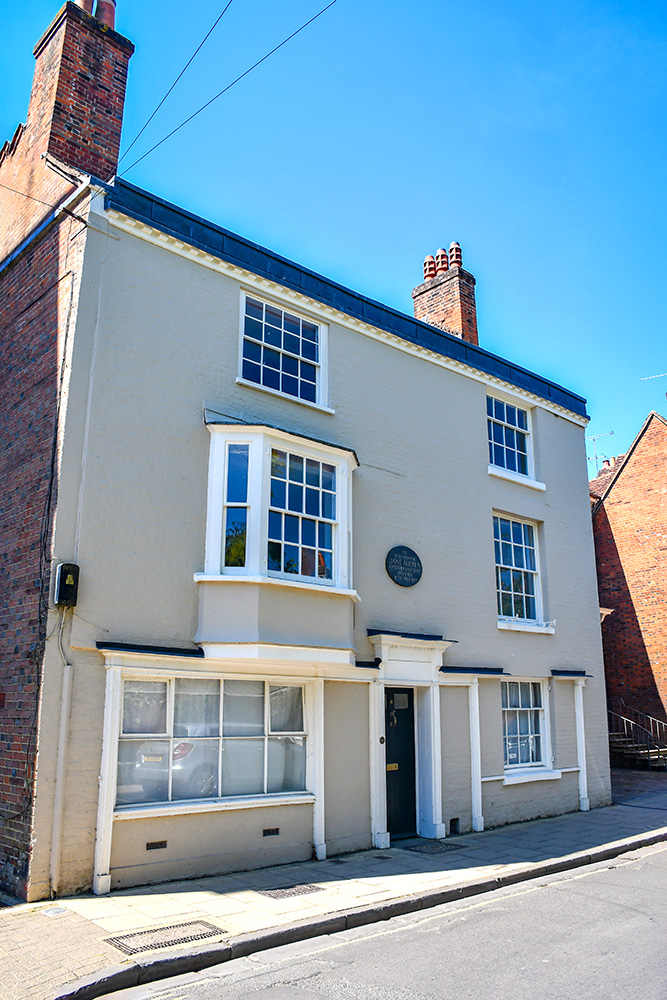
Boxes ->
[73,0,95,12]
[435,248,449,274]
[412,242,478,346]
[95,0,116,28]
[423,255,437,281]
[449,241,462,268]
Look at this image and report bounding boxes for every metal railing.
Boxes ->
[608,706,667,770]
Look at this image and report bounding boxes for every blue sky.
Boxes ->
[3,0,666,471]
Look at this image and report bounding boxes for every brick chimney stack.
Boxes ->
[411,242,479,346]
[0,1,134,260]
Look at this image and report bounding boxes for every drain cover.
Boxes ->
[257,883,322,899]
[402,842,463,854]
[106,920,223,955]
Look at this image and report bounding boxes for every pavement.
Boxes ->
[2,769,667,1000]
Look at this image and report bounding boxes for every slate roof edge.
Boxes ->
[103,177,588,419]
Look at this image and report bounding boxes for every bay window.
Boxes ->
[205,423,356,591]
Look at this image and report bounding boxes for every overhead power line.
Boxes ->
[121,0,339,176]
[0,181,61,209]
[119,0,236,165]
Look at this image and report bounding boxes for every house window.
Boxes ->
[241,296,320,404]
[223,444,249,568]
[501,680,543,767]
[493,515,538,621]
[205,425,356,591]
[487,396,529,475]
[116,678,307,807]
[268,449,335,580]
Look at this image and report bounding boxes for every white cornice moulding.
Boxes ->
[105,209,588,428]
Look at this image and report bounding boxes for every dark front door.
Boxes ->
[385,687,416,838]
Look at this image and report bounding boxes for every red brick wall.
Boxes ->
[0,226,59,897]
[592,415,667,721]
[412,268,479,346]
[0,2,133,261]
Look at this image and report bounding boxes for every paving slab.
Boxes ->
[1,769,667,1000]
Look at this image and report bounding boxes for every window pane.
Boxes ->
[122,681,167,734]
[301,548,315,576]
[244,316,263,340]
[508,682,519,708]
[267,737,306,792]
[243,336,261,362]
[265,305,282,327]
[300,381,317,403]
[174,679,220,736]
[270,686,303,732]
[302,518,316,547]
[501,682,508,708]
[242,359,261,384]
[520,682,531,708]
[224,508,247,567]
[288,483,303,512]
[284,545,299,573]
[129,739,170,802]
[268,540,282,571]
[284,514,299,544]
[289,455,304,482]
[533,735,542,762]
[318,550,332,579]
[272,450,287,478]
[262,366,280,390]
[172,739,219,799]
[268,510,282,540]
[221,739,264,795]
[282,374,299,400]
[246,297,263,320]
[227,444,248,503]
[506,736,519,766]
[264,347,280,370]
[116,739,169,805]
[284,313,300,335]
[271,477,286,509]
[223,680,264,736]
[305,459,320,487]
[322,491,335,520]
[302,321,318,342]
[318,521,332,550]
[487,395,493,416]
[532,683,542,707]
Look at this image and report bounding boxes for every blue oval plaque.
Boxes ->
[385,546,423,587]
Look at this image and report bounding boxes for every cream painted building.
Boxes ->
[0,2,610,902]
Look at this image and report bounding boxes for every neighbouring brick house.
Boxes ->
[0,1,610,902]
[590,411,667,721]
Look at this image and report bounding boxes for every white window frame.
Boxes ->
[486,392,545,490]
[204,424,356,592]
[237,290,331,412]
[499,678,559,783]
[116,675,309,809]
[493,512,553,632]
